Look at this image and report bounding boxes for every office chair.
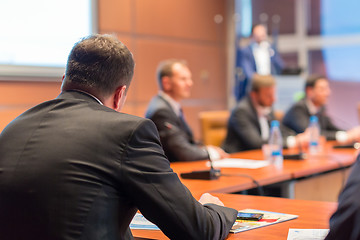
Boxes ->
[198,110,230,147]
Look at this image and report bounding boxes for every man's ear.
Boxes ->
[113,85,127,112]
[162,76,172,92]
[305,87,313,99]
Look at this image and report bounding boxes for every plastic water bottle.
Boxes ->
[308,115,320,155]
[268,120,283,169]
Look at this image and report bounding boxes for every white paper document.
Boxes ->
[287,228,329,240]
[130,213,159,230]
[207,158,269,169]
[231,209,298,233]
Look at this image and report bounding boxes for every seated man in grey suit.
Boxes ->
[223,74,300,153]
[146,59,228,162]
[282,75,360,142]
[0,35,237,240]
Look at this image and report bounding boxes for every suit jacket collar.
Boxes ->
[158,92,181,117]
[157,94,194,139]
[246,95,275,128]
[57,90,102,105]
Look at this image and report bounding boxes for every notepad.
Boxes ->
[207,158,269,169]
[130,213,159,230]
[287,228,329,240]
[231,209,298,233]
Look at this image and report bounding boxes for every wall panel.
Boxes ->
[0,0,229,140]
[135,0,226,41]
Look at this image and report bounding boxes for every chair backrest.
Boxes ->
[198,110,230,147]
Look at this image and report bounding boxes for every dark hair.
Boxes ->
[251,74,276,92]
[63,34,135,97]
[305,74,327,91]
[156,59,188,90]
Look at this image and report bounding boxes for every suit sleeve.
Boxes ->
[282,105,309,134]
[272,49,285,74]
[121,119,237,240]
[320,114,341,140]
[325,155,360,240]
[241,48,256,81]
[151,109,209,162]
[229,107,265,150]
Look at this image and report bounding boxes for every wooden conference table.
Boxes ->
[132,193,337,240]
[132,142,357,239]
[172,142,357,200]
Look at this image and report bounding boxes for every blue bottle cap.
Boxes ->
[271,120,279,127]
[310,115,318,123]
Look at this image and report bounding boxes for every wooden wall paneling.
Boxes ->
[134,39,227,102]
[0,82,61,105]
[0,0,229,138]
[98,0,133,33]
[0,81,61,131]
[135,0,226,41]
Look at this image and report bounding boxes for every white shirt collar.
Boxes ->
[306,98,319,115]
[254,101,272,117]
[159,91,181,117]
[69,89,103,105]
[252,41,272,75]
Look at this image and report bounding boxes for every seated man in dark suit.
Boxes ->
[0,35,237,240]
[282,75,360,142]
[325,153,360,239]
[145,59,228,162]
[223,74,300,153]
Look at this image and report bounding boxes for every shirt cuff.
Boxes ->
[206,146,221,161]
[286,136,297,148]
[336,131,348,143]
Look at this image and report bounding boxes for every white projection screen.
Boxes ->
[0,0,97,80]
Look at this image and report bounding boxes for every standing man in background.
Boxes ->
[146,59,228,162]
[0,35,237,240]
[235,23,284,101]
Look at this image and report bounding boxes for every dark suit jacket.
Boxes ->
[234,44,284,101]
[325,154,360,240]
[282,98,341,140]
[145,94,209,162]
[223,96,293,153]
[0,91,237,240]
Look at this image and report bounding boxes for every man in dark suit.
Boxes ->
[235,23,284,101]
[282,75,360,142]
[325,153,360,239]
[145,59,228,162]
[0,35,237,240]
[223,74,299,153]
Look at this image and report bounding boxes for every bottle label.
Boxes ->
[310,141,318,146]
[271,150,282,156]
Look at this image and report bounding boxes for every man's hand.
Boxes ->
[199,193,224,206]
[346,126,360,143]
[207,145,229,160]
[295,131,310,149]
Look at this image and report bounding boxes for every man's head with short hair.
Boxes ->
[62,34,135,100]
[305,74,331,107]
[156,59,188,90]
[250,74,276,107]
[305,74,327,91]
[156,59,193,102]
[251,74,276,92]
[251,23,268,44]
